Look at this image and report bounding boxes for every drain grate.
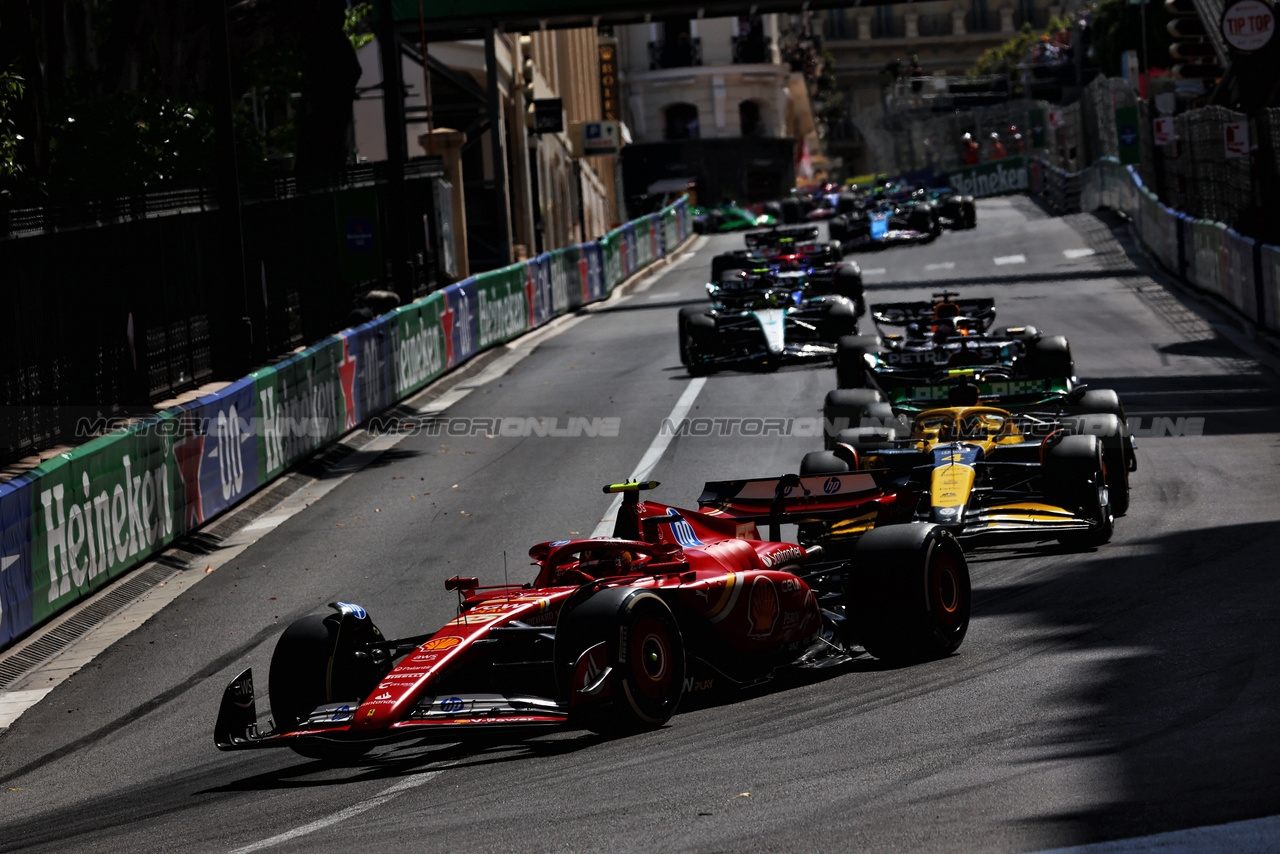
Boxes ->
[0,563,177,690]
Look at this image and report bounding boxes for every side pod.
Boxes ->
[214,668,260,750]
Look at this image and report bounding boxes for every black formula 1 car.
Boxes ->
[833,292,1075,391]
[678,267,864,375]
[215,481,970,760]
[707,225,846,283]
[908,187,977,230]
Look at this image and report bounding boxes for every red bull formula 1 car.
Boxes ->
[215,481,969,760]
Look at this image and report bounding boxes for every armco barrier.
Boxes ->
[1061,155,1275,336]
[0,198,690,651]
[1264,244,1280,332]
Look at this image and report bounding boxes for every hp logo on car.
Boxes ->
[440,697,465,713]
[823,477,841,494]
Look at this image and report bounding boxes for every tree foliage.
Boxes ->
[0,0,362,205]
[1089,0,1174,77]
[0,67,23,184]
[970,17,1075,82]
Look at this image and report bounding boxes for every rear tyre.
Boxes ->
[833,262,864,311]
[1025,335,1074,380]
[684,313,717,376]
[845,524,970,663]
[269,613,382,761]
[836,335,879,389]
[823,388,886,448]
[677,305,706,366]
[558,589,685,736]
[710,253,749,282]
[801,450,851,475]
[780,198,802,224]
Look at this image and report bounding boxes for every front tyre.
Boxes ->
[845,524,970,664]
[558,589,686,736]
[269,612,385,761]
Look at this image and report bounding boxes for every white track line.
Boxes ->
[994,254,1027,265]
[862,268,887,275]
[1064,248,1096,259]
[925,262,956,271]
[1031,812,1280,854]
[0,240,703,732]
[591,378,707,537]
[229,770,444,853]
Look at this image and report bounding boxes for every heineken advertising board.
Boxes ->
[0,199,689,648]
[943,156,1032,198]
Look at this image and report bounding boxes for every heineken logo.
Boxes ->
[947,160,1030,199]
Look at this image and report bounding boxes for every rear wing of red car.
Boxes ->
[696,472,889,532]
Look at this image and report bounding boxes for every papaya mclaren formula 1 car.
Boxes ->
[215,481,970,760]
[805,384,1135,547]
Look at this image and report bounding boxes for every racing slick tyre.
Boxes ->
[780,198,803,224]
[556,588,685,736]
[710,253,750,282]
[825,299,861,338]
[845,523,970,663]
[677,305,708,366]
[268,612,387,761]
[833,262,864,312]
[1045,435,1114,549]
[836,335,879,389]
[1071,385,1137,474]
[823,388,886,448]
[837,192,859,215]
[684,313,717,376]
[1004,325,1040,342]
[1075,411,1131,518]
[961,199,976,229]
[801,450,851,475]
[1025,335,1074,380]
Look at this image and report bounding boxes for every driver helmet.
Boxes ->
[578,550,633,576]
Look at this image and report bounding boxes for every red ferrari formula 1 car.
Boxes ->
[215,481,970,760]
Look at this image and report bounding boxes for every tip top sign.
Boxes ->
[1222,0,1276,52]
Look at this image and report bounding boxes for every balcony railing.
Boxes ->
[731,34,771,64]
[648,38,702,69]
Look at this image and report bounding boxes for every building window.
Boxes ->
[649,19,701,69]
[733,16,768,64]
[739,100,766,137]
[664,103,700,140]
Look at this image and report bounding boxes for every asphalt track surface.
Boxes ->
[2,197,1279,853]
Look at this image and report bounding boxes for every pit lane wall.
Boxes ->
[1032,157,1280,336]
[0,201,691,649]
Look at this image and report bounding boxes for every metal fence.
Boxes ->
[0,159,448,466]
[883,75,1276,243]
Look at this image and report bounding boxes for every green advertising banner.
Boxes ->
[600,228,624,291]
[253,338,349,484]
[390,292,449,399]
[474,264,531,350]
[1115,106,1142,166]
[944,156,1031,198]
[31,421,182,624]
